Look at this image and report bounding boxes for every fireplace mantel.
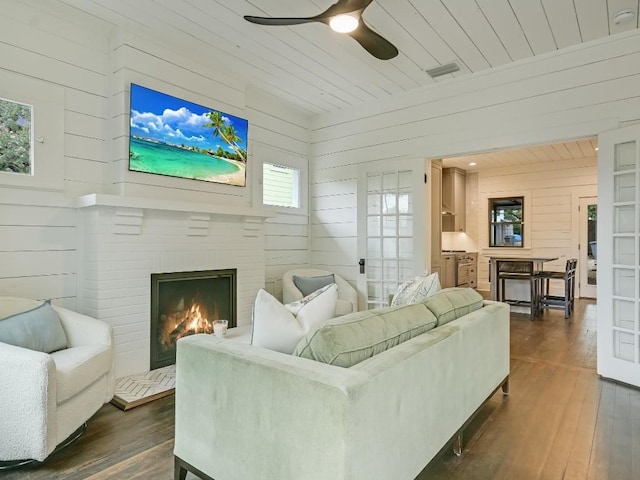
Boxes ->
[75,193,275,219]
[76,192,268,377]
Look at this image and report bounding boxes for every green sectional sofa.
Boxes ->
[174,288,510,480]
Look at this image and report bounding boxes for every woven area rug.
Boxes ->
[111,365,176,411]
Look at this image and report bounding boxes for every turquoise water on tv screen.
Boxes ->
[129,137,240,182]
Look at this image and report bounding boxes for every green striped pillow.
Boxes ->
[293,303,437,367]
[421,288,484,326]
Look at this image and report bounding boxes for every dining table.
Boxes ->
[487,256,559,304]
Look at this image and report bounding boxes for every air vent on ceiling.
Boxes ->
[425,62,460,78]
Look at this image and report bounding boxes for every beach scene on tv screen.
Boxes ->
[129,84,248,186]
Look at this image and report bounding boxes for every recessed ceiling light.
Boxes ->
[614,9,636,24]
[469,162,477,166]
[594,147,599,151]
[329,14,359,33]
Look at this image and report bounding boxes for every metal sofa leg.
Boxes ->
[174,456,216,480]
[501,376,510,395]
[174,457,188,480]
[453,430,463,457]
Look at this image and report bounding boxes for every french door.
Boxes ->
[598,125,640,387]
[357,159,426,310]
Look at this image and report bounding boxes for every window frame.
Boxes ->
[262,162,301,209]
[488,196,524,248]
[0,70,63,191]
[0,96,34,176]
[256,146,308,215]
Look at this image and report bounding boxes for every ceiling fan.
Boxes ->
[243,0,398,60]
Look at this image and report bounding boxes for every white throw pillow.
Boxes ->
[251,283,338,354]
[391,271,441,306]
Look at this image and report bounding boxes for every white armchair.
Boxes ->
[283,269,358,316]
[0,297,115,464]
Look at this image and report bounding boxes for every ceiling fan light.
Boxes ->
[330,14,359,33]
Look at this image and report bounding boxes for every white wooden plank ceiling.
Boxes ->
[51,0,640,115]
[442,137,598,171]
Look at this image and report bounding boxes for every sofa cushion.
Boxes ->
[421,287,484,326]
[0,298,68,353]
[251,284,338,354]
[51,344,112,404]
[293,303,437,367]
[293,274,335,297]
[391,271,441,306]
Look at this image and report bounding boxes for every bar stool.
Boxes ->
[497,261,537,319]
[533,258,577,319]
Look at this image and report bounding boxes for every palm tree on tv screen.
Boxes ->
[204,111,246,162]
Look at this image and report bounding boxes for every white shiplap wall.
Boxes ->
[248,88,311,301]
[309,31,640,297]
[1,2,311,322]
[0,1,110,308]
[309,163,359,286]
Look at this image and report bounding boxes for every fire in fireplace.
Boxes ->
[150,269,236,370]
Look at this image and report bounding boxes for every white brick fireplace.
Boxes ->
[76,194,271,378]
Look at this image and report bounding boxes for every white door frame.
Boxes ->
[597,124,640,387]
[578,196,597,298]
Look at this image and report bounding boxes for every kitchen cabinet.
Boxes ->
[441,254,456,288]
[442,167,466,232]
[455,252,478,288]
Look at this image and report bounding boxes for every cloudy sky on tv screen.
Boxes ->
[129,83,248,186]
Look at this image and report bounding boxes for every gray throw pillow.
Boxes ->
[293,274,335,296]
[0,300,68,353]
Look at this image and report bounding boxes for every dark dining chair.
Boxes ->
[534,258,578,319]
[496,261,537,319]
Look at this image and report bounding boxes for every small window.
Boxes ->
[489,197,523,247]
[0,97,33,176]
[263,163,300,208]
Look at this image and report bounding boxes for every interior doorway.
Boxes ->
[439,136,598,297]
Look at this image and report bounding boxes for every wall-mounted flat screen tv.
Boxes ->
[129,83,248,187]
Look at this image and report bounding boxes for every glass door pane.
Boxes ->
[364,169,413,310]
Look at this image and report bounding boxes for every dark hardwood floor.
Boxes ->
[4,299,640,480]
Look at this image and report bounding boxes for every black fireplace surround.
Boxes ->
[150,269,236,370]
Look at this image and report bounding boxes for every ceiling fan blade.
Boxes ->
[245,0,375,26]
[244,16,317,26]
[317,0,375,19]
[244,1,395,60]
[348,21,398,60]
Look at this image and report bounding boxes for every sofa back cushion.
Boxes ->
[292,303,437,367]
[0,298,68,353]
[421,287,484,326]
